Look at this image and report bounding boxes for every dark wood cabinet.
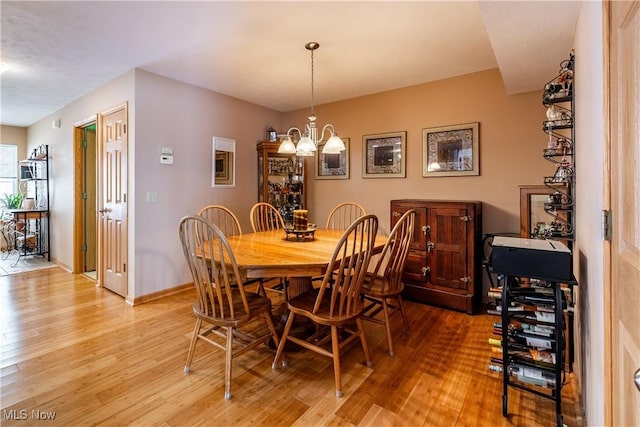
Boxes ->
[256,142,305,224]
[390,199,482,314]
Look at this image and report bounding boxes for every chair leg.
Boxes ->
[330,325,343,398]
[257,279,266,296]
[224,326,233,400]
[356,318,372,368]
[273,312,295,369]
[263,311,286,367]
[184,318,202,374]
[382,298,394,356]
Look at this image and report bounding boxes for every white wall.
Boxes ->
[26,70,136,270]
[573,2,605,425]
[131,69,281,297]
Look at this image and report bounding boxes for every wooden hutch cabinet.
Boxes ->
[257,142,305,224]
[390,199,482,314]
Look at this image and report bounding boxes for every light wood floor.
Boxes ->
[1,267,583,426]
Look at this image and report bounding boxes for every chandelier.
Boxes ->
[278,42,345,156]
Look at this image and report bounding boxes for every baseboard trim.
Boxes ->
[131,282,194,305]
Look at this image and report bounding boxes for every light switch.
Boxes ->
[146,192,158,203]
[160,154,174,165]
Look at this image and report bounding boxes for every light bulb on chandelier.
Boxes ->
[278,42,345,156]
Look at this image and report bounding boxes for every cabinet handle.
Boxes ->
[459,215,472,222]
[422,225,430,235]
[421,266,431,276]
[427,241,435,253]
[459,277,471,283]
[392,211,401,217]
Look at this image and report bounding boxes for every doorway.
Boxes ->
[82,124,97,278]
[73,120,98,280]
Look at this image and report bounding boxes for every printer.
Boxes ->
[489,236,572,282]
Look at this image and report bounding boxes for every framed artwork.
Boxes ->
[422,122,479,177]
[212,136,235,187]
[315,138,350,180]
[362,131,406,178]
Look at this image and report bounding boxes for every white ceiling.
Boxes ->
[0,1,580,128]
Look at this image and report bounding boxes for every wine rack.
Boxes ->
[498,277,573,427]
[541,53,575,244]
[488,238,576,426]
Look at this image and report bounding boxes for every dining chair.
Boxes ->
[249,202,288,298]
[325,202,366,230]
[178,215,283,400]
[313,202,367,286]
[250,202,285,232]
[361,209,415,356]
[198,205,242,237]
[272,214,379,398]
[198,204,268,293]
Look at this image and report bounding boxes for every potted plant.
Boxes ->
[1,193,27,233]
[1,192,24,210]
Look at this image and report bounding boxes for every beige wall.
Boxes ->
[26,70,136,271]
[284,69,551,238]
[131,69,282,297]
[573,2,605,425]
[0,125,28,160]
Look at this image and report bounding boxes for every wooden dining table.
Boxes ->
[211,228,387,296]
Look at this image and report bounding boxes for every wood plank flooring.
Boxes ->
[1,267,583,426]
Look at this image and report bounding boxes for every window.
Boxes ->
[0,144,18,198]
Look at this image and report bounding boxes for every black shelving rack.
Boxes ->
[541,53,575,245]
[499,276,575,427]
[14,144,50,263]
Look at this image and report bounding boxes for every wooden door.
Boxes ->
[428,206,469,292]
[99,104,128,298]
[607,1,640,425]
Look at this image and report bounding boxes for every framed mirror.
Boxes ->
[519,184,566,239]
[212,137,235,187]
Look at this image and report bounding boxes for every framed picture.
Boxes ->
[362,131,406,178]
[315,138,350,180]
[212,136,235,187]
[422,122,479,177]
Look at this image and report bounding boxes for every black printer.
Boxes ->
[489,236,572,282]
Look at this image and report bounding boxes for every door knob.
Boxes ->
[635,368,640,392]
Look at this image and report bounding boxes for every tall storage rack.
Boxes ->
[486,53,577,427]
[541,52,575,245]
[15,144,50,262]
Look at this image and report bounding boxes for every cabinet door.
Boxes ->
[391,202,428,282]
[428,206,470,291]
[391,203,427,251]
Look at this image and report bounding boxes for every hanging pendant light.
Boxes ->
[278,42,345,156]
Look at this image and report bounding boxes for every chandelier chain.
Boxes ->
[310,47,315,116]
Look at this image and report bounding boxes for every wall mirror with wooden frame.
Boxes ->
[212,137,235,187]
[519,184,568,241]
